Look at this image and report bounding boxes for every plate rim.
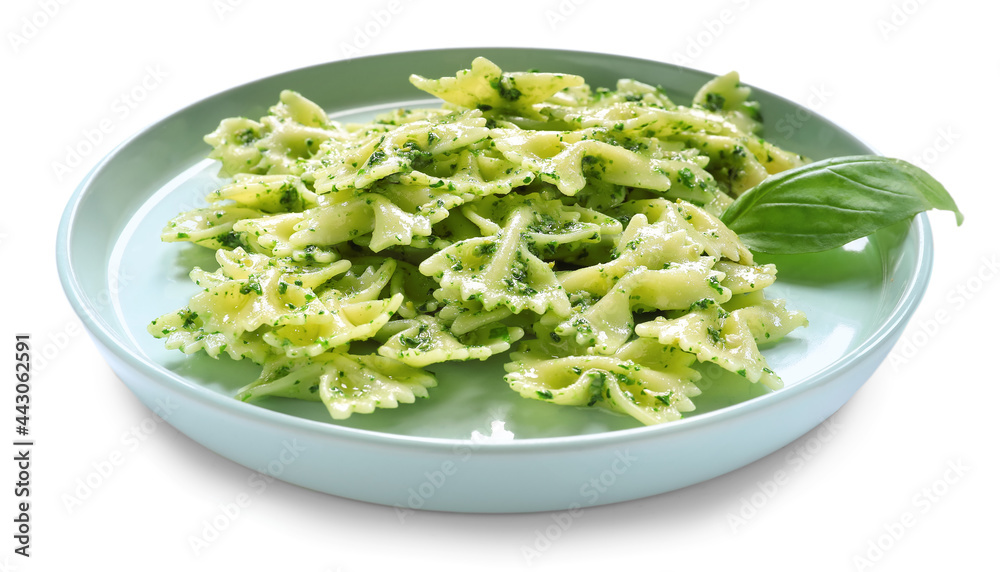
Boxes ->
[55,47,934,452]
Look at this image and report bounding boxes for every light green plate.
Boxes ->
[57,48,931,512]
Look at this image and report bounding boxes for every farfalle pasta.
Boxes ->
[150,57,807,425]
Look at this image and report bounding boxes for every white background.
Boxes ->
[3,0,997,570]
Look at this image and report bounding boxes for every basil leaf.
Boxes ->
[720,155,963,254]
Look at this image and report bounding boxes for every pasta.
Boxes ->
[149,57,807,425]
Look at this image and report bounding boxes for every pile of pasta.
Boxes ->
[149,57,807,426]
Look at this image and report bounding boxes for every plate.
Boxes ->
[56,48,932,512]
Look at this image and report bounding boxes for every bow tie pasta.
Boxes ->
[150,57,807,426]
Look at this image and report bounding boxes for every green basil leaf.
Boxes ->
[719,155,963,254]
